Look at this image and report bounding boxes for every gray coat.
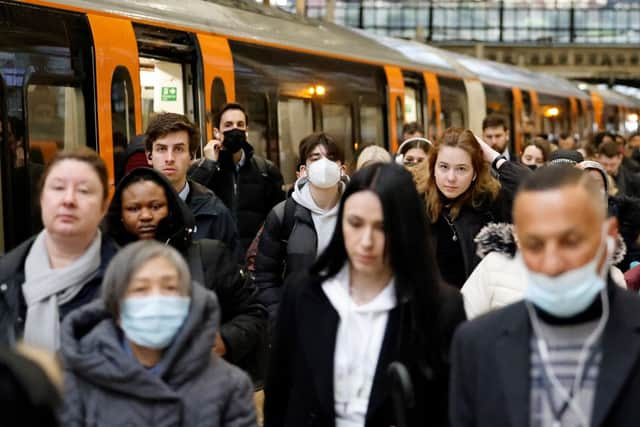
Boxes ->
[60,283,257,427]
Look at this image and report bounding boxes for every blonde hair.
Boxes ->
[426,128,500,222]
[356,145,392,170]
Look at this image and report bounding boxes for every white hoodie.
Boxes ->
[322,264,396,427]
[291,178,344,256]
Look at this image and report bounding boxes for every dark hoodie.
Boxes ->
[103,168,267,373]
[60,283,257,427]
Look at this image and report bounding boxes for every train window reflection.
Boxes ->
[111,67,136,183]
[27,84,86,163]
[240,93,269,162]
[278,97,313,184]
[322,103,353,169]
[360,105,384,147]
[438,77,467,129]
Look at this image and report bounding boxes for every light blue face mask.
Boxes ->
[521,229,614,318]
[120,295,191,349]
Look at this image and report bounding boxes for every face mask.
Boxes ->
[526,164,538,171]
[120,295,190,349]
[222,128,246,153]
[522,228,614,318]
[307,157,342,189]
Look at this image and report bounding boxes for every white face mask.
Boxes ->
[307,157,342,189]
[521,225,615,318]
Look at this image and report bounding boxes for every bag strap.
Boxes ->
[273,197,297,244]
[251,156,270,178]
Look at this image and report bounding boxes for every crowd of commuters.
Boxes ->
[3,105,640,427]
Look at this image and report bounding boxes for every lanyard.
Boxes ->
[526,288,609,427]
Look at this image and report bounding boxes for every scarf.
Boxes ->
[22,230,102,351]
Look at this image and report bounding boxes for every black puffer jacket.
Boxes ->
[430,161,529,287]
[254,198,317,323]
[104,168,267,373]
[189,144,285,256]
[0,234,118,346]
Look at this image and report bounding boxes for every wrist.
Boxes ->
[491,155,507,171]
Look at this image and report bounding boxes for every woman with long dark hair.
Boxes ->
[264,163,465,427]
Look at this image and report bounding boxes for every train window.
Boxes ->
[0,77,5,254]
[438,77,468,129]
[140,58,186,130]
[404,86,419,124]
[360,105,384,147]
[26,84,86,161]
[322,103,354,169]
[395,98,404,142]
[240,93,269,161]
[211,77,227,133]
[278,98,313,184]
[111,67,136,184]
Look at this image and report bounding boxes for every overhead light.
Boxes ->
[543,106,560,118]
[315,85,326,96]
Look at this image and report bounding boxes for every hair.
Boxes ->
[398,138,431,156]
[482,113,508,131]
[101,240,191,319]
[39,147,109,201]
[144,113,200,157]
[214,102,249,129]
[559,132,572,140]
[598,140,622,158]
[298,132,344,164]
[402,121,424,136]
[426,128,500,222]
[312,163,443,371]
[516,164,606,219]
[521,137,551,162]
[593,131,614,148]
[355,145,391,170]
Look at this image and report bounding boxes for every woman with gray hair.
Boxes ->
[60,240,257,427]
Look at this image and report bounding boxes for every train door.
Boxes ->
[402,71,426,132]
[384,66,404,153]
[511,87,523,155]
[423,72,442,140]
[133,24,203,140]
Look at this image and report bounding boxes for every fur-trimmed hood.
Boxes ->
[474,222,627,266]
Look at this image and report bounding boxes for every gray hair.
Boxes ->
[101,241,191,318]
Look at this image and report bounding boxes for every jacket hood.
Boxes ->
[291,176,344,215]
[104,167,195,252]
[474,222,627,265]
[60,282,220,399]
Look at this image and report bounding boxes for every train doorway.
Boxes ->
[134,24,203,138]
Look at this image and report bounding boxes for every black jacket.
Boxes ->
[254,198,317,322]
[186,179,240,258]
[431,161,529,285]
[104,168,266,373]
[615,165,640,198]
[189,145,285,256]
[0,234,118,346]
[264,271,466,427]
[450,281,640,427]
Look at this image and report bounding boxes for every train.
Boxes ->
[0,0,638,252]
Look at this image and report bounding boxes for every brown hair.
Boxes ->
[39,147,109,201]
[402,121,424,136]
[597,140,622,158]
[426,128,500,222]
[144,113,200,157]
[521,137,551,162]
[482,113,508,131]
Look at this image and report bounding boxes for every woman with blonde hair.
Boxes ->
[425,127,529,288]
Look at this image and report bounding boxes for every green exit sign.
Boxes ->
[161,87,177,101]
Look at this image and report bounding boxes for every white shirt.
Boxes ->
[177,182,190,201]
[322,265,396,427]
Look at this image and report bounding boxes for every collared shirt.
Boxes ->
[178,182,190,201]
[236,149,246,172]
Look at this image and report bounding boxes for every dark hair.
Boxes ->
[521,137,551,162]
[402,121,424,136]
[593,131,614,148]
[559,132,572,140]
[598,141,622,158]
[144,113,200,157]
[482,113,508,131]
[298,132,344,164]
[312,163,443,370]
[40,147,109,201]
[214,102,249,129]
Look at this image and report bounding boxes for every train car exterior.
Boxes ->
[1,0,637,253]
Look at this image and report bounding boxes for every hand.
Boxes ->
[214,332,227,356]
[474,134,504,168]
[203,139,222,161]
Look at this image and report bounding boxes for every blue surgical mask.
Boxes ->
[120,295,191,349]
[521,229,614,318]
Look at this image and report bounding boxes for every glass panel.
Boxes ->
[211,77,227,122]
[438,77,467,129]
[360,105,384,147]
[111,66,136,183]
[140,58,185,131]
[322,103,354,169]
[243,94,269,161]
[404,86,418,124]
[277,98,313,184]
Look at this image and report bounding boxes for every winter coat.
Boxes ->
[264,271,466,427]
[254,198,318,323]
[615,164,640,198]
[186,179,240,257]
[60,283,257,427]
[0,234,118,346]
[430,161,529,284]
[103,168,266,375]
[189,145,285,256]
[461,223,628,319]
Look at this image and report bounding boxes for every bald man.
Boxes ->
[450,165,640,427]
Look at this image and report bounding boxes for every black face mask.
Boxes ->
[632,148,640,164]
[223,128,246,153]
[526,164,538,171]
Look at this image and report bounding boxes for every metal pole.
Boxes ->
[499,0,504,42]
[358,0,364,29]
[569,1,575,43]
[296,0,305,16]
[427,0,434,42]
